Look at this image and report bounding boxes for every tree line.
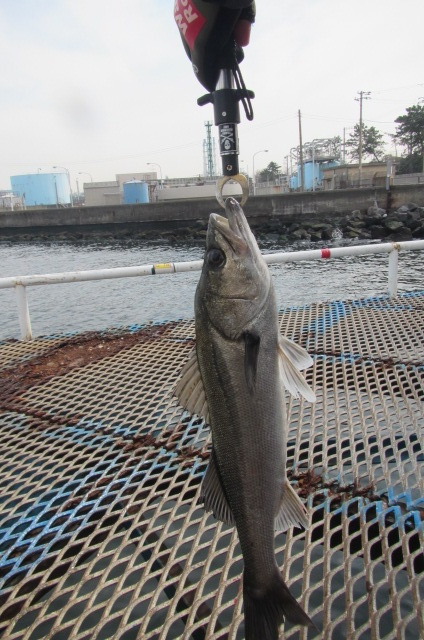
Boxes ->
[256,102,424,181]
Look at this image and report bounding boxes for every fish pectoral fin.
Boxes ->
[278,338,316,403]
[244,331,260,393]
[275,481,309,532]
[201,451,235,526]
[174,349,210,422]
[278,335,314,370]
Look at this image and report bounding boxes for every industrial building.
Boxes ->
[289,138,341,191]
[321,162,393,189]
[82,173,156,207]
[155,176,242,201]
[82,173,242,206]
[0,191,24,210]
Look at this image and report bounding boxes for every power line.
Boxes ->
[363,119,397,124]
[371,82,424,94]
[239,113,298,133]
[370,98,418,103]
[0,141,201,167]
[302,113,356,123]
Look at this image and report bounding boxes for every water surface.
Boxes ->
[1,237,422,340]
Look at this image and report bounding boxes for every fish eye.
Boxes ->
[206,248,226,269]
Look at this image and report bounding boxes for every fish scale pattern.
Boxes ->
[0,291,423,640]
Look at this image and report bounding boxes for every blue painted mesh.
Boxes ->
[0,292,423,639]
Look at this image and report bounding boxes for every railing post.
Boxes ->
[388,247,399,298]
[15,284,33,341]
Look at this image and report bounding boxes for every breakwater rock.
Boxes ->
[255,202,424,245]
[1,200,423,245]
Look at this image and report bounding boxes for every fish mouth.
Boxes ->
[209,197,251,254]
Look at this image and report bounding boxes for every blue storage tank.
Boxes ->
[290,174,299,190]
[10,173,71,206]
[123,180,149,204]
[290,163,322,190]
[291,161,340,191]
[303,161,321,191]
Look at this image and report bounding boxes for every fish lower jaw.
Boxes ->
[210,213,229,225]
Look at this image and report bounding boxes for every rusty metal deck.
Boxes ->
[0,292,423,640]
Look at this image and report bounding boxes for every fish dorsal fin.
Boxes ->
[278,336,316,403]
[201,450,235,526]
[174,349,210,422]
[275,480,309,532]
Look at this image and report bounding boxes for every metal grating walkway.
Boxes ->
[0,292,423,640]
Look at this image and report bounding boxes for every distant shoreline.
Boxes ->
[0,204,422,245]
[0,186,423,243]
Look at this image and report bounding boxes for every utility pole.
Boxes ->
[284,155,289,186]
[203,121,216,178]
[355,90,371,187]
[343,127,346,165]
[298,109,305,192]
[419,98,424,173]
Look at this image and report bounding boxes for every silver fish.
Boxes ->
[175,197,316,639]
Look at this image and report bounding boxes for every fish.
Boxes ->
[175,197,316,639]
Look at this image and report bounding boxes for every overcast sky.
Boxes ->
[1,0,423,190]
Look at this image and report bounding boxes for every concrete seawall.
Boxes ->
[0,185,423,237]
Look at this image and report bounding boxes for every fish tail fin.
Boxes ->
[243,571,313,640]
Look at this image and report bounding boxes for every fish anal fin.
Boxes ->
[275,481,309,532]
[201,451,235,526]
[174,349,209,422]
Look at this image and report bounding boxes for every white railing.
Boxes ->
[1,239,424,341]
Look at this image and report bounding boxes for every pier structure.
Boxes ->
[0,291,423,639]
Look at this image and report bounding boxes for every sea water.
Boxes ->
[0,237,423,340]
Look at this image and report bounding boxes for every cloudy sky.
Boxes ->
[1,0,423,190]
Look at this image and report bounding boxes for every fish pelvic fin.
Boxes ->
[278,336,316,403]
[275,481,309,532]
[201,450,235,526]
[243,570,314,640]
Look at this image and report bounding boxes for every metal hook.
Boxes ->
[215,174,249,209]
